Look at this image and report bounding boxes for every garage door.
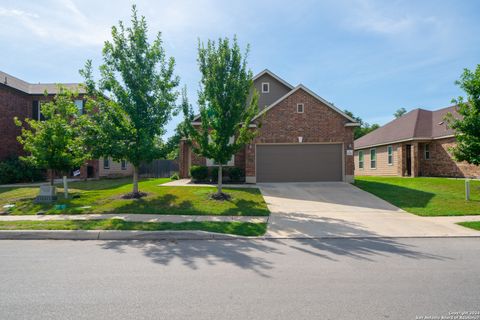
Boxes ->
[256,144,343,182]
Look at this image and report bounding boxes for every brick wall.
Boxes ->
[419,137,480,178]
[247,88,355,180]
[0,84,31,160]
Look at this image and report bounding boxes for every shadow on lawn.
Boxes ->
[354,180,435,209]
[98,215,450,276]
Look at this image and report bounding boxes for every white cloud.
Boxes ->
[0,7,39,18]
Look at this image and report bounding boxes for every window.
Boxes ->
[74,100,84,114]
[387,146,393,165]
[358,151,364,169]
[121,160,127,170]
[370,149,376,169]
[32,101,46,121]
[206,136,235,166]
[261,82,269,93]
[103,158,110,169]
[296,103,304,113]
[424,144,430,160]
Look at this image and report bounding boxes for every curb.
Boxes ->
[0,230,253,240]
[1,230,480,241]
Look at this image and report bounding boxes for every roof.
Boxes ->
[0,70,85,95]
[252,84,358,123]
[354,106,458,149]
[193,69,359,125]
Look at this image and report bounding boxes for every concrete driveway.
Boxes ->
[259,182,480,238]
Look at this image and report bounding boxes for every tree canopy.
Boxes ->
[80,5,179,196]
[394,107,407,118]
[446,65,480,165]
[182,37,258,197]
[343,110,380,140]
[15,87,89,185]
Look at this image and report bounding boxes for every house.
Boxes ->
[0,70,132,179]
[179,69,359,183]
[354,106,480,178]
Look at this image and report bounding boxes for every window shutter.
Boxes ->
[32,100,39,120]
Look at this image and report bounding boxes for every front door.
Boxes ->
[405,144,412,176]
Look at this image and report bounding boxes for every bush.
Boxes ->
[228,167,245,182]
[0,157,45,184]
[170,172,179,180]
[190,165,208,181]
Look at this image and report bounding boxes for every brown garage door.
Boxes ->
[256,144,343,182]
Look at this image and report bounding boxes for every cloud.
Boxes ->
[0,7,39,18]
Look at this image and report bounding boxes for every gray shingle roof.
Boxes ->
[0,70,85,95]
[354,106,458,149]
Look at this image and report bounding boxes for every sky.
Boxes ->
[1,0,479,138]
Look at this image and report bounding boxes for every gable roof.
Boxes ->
[0,70,85,95]
[252,69,294,90]
[192,69,359,125]
[354,106,458,149]
[252,84,358,123]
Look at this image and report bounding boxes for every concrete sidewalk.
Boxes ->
[162,179,255,188]
[0,214,267,223]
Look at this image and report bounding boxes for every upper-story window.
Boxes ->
[261,82,270,93]
[297,103,304,113]
[74,100,84,115]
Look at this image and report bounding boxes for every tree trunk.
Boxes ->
[50,170,55,186]
[63,175,68,199]
[133,166,139,194]
[217,164,223,195]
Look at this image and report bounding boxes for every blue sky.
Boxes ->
[1,0,479,137]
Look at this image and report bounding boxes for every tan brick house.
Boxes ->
[0,70,132,179]
[354,106,480,178]
[179,69,359,183]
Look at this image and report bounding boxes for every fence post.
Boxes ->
[465,179,470,201]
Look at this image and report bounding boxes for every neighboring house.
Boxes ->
[0,70,132,179]
[354,106,480,178]
[179,69,359,183]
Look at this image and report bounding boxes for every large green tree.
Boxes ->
[182,37,258,198]
[15,87,89,189]
[81,6,179,196]
[446,65,480,165]
[344,110,380,139]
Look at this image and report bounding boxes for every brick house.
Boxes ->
[0,70,133,179]
[354,106,480,178]
[179,69,359,183]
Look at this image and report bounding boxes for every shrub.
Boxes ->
[190,165,208,181]
[170,172,179,180]
[0,157,45,184]
[228,167,245,182]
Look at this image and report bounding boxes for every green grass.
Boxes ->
[0,219,267,236]
[0,178,270,216]
[457,221,480,231]
[354,176,480,216]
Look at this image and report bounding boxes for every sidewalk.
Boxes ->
[0,214,267,223]
[0,178,83,188]
[162,179,255,188]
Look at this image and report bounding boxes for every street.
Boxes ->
[1,238,479,319]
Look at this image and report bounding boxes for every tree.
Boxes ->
[445,65,480,165]
[80,6,179,197]
[15,87,89,196]
[394,107,407,118]
[344,110,380,139]
[182,37,258,199]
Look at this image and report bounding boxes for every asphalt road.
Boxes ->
[1,238,479,320]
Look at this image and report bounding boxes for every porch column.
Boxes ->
[411,142,420,177]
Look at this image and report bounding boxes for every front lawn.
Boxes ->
[0,219,267,236]
[457,221,480,231]
[0,178,270,216]
[354,176,480,216]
